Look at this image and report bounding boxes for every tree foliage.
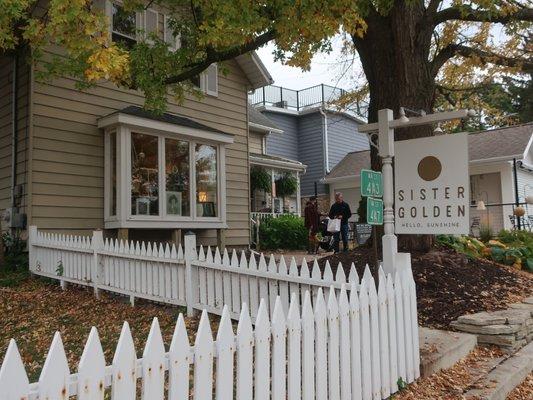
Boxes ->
[250,166,271,194]
[0,0,364,111]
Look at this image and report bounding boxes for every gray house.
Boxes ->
[249,84,369,213]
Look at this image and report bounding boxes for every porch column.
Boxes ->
[271,168,275,216]
[296,172,301,215]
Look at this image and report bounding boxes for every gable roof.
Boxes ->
[324,123,533,182]
[235,52,273,89]
[248,106,283,133]
[468,122,533,162]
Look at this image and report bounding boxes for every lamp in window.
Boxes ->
[476,200,486,211]
[198,191,208,202]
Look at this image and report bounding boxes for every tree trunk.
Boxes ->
[352,4,436,252]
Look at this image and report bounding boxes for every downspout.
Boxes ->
[319,107,330,174]
[11,53,19,211]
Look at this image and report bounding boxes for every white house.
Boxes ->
[323,123,533,233]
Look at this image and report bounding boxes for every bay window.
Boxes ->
[100,109,231,229]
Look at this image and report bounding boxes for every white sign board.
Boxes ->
[394,133,469,234]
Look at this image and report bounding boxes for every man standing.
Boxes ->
[329,192,351,253]
[304,196,319,254]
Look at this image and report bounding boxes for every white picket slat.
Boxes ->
[338,285,352,400]
[0,340,30,400]
[254,300,271,400]
[402,271,415,383]
[169,314,190,400]
[239,251,250,317]
[267,255,278,314]
[378,271,391,399]
[350,282,363,400]
[230,250,241,314]
[111,322,137,400]
[359,280,372,400]
[315,288,328,400]
[216,306,235,400]
[272,297,287,400]
[328,286,341,400]
[39,332,70,400]
[248,255,260,318]
[193,310,214,400]
[142,318,166,400]
[368,274,382,400]
[301,291,315,400]
[236,303,254,400]
[277,256,290,314]
[287,293,302,400]
[78,327,106,400]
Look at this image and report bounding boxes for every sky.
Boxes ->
[255,36,361,90]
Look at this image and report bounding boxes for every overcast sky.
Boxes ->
[256,36,361,90]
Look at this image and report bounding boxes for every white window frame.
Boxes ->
[163,15,180,50]
[108,0,142,43]
[100,113,231,229]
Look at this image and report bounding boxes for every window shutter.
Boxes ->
[164,15,180,50]
[205,64,218,96]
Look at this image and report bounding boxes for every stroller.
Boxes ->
[318,217,335,252]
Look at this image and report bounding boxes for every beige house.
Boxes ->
[324,123,533,233]
[0,1,273,248]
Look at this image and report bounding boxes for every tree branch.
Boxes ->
[434,6,533,26]
[164,29,276,85]
[431,43,533,77]
[426,0,443,16]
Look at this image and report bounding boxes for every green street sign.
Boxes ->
[361,169,383,198]
[366,197,384,225]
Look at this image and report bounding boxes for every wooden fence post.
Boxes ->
[27,226,37,275]
[92,230,103,299]
[184,232,197,317]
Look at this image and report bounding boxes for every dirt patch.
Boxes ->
[318,246,533,329]
[394,346,506,399]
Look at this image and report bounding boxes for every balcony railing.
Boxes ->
[249,84,368,119]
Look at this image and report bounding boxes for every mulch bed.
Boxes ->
[318,246,533,329]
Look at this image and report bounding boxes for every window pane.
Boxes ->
[196,144,217,217]
[131,133,159,216]
[109,131,117,216]
[112,3,136,48]
[165,139,190,216]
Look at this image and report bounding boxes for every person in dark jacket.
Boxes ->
[304,196,320,254]
[328,192,351,253]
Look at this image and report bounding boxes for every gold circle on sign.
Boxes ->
[418,156,442,181]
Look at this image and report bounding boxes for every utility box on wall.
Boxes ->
[1,208,27,230]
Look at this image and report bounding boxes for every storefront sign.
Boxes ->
[367,197,384,225]
[394,133,469,234]
[361,169,383,197]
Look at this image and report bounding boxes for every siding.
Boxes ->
[297,113,326,196]
[249,131,264,154]
[263,112,299,160]
[326,112,368,170]
[0,55,30,219]
[30,46,251,246]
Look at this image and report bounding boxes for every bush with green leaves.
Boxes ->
[2,231,28,271]
[250,166,271,193]
[259,214,307,250]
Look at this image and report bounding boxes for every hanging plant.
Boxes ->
[250,166,271,193]
[275,172,298,198]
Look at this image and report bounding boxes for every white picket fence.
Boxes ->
[21,225,420,398]
[1,279,419,400]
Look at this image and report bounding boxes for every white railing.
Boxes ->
[1,279,419,400]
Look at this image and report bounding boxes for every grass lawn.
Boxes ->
[0,274,204,382]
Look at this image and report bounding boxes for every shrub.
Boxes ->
[259,214,307,250]
[2,231,28,271]
[479,225,493,242]
[250,166,271,193]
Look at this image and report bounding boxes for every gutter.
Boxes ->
[469,154,522,164]
[319,108,330,174]
[10,53,18,211]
